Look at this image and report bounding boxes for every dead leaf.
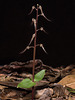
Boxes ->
[68,95,73,100]
[6,91,17,98]
[58,75,75,89]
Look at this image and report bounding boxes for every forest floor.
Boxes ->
[0,59,75,100]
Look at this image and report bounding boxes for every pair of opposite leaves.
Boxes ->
[17,69,45,88]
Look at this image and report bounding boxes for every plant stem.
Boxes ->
[32,5,38,100]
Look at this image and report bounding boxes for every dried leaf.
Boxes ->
[68,96,73,100]
[58,75,75,89]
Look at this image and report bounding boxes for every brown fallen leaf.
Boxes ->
[66,82,75,89]
[58,75,75,89]
[6,91,17,98]
[35,88,53,99]
[68,95,73,100]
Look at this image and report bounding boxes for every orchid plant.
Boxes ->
[17,4,51,100]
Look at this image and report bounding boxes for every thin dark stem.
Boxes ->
[32,6,38,100]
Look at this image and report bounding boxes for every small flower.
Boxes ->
[28,6,36,15]
[40,27,43,31]
[20,46,34,54]
[32,18,36,28]
[37,4,39,7]
[40,27,48,34]
[29,33,35,45]
[37,27,48,34]
[32,6,35,9]
[38,5,51,22]
[40,44,47,54]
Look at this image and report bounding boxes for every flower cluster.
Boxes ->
[20,4,51,54]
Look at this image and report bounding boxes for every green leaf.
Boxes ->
[69,91,75,93]
[34,69,45,82]
[17,78,36,88]
[67,88,75,93]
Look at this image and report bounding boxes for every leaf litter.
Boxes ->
[0,60,75,100]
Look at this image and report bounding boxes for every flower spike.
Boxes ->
[39,6,51,22]
[28,6,36,15]
[40,44,48,54]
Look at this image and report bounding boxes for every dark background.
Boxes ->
[0,0,75,67]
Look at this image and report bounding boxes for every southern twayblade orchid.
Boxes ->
[19,4,51,100]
